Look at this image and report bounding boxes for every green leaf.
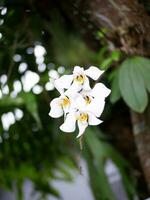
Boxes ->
[134,57,150,92]
[35,180,60,198]
[101,51,121,70]
[101,57,113,70]
[110,70,121,103]
[111,51,121,61]
[85,128,137,200]
[85,135,116,200]
[0,96,24,107]
[119,58,148,113]
[19,92,42,129]
[85,148,115,200]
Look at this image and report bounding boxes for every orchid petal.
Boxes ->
[85,66,104,80]
[53,81,64,95]
[54,75,73,91]
[65,82,82,97]
[49,98,63,118]
[60,112,76,133]
[73,66,84,74]
[88,113,102,125]
[87,99,105,117]
[63,105,70,115]
[76,121,88,138]
[90,83,111,98]
[83,77,91,90]
[76,94,86,110]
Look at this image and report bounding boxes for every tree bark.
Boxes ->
[89,0,150,55]
[130,108,150,191]
[58,0,150,55]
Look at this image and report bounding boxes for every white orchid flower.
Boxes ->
[54,66,104,96]
[49,94,72,118]
[76,83,111,117]
[60,109,102,138]
[49,65,111,140]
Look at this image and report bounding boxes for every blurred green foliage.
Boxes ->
[0,1,150,200]
[85,128,136,200]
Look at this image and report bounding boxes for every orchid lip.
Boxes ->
[77,112,88,122]
[74,74,85,84]
[60,96,70,107]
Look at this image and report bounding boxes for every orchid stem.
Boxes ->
[78,136,84,175]
[79,135,83,150]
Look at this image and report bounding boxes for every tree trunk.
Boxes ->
[130,107,150,192]
[58,0,150,55]
[89,0,150,55]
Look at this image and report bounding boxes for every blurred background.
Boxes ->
[0,0,150,199]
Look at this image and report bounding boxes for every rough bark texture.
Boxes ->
[89,0,150,55]
[58,0,150,55]
[130,108,150,191]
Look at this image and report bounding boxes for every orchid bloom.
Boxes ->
[49,65,110,139]
[76,83,111,117]
[49,94,72,118]
[54,66,104,95]
[60,109,102,138]
[59,83,110,138]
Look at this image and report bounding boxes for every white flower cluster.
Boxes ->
[49,66,110,138]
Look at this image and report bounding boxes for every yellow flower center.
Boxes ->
[60,96,70,107]
[84,95,91,104]
[77,113,88,122]
[74,74,85,84]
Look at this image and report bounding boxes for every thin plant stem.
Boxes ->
[79,135,83,150]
